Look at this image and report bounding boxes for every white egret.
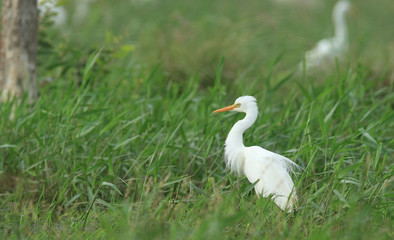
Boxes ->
[38,0,67,27]
[213,96,299,212]
[300,0,351,70]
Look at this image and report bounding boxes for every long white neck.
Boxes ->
[224,107,258,175]
[333,4,348,46]
[225,110,258,148]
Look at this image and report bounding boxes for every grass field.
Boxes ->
[0,0,393,239]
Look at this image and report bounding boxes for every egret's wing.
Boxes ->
[243,146,298,211]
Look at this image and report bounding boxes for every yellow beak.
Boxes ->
[212,104,235,113]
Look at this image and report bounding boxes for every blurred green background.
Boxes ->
[40,0,394,84]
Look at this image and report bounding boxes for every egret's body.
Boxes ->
[300,0,351,70]
[213,96,299,211]
[38,0,67,27]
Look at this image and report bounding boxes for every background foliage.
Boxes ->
[0,0,393,239]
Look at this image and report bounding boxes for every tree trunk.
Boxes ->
[0,0,38,102]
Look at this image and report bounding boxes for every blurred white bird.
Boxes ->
[300,0,351,71]
[213,96,299,212]
[38,0,67,27]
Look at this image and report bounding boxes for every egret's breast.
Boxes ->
[224,147,245,176]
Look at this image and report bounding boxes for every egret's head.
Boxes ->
[233,96,257,113]
[212,96,257,114]
[334,0,351,15]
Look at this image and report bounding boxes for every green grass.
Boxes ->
[59,0,394,81]
[1,0,393,239]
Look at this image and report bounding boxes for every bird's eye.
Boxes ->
[234,103,241,108]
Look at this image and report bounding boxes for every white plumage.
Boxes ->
[38,0,67,27]
[300,0,351,70]
[213,96,299,212]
